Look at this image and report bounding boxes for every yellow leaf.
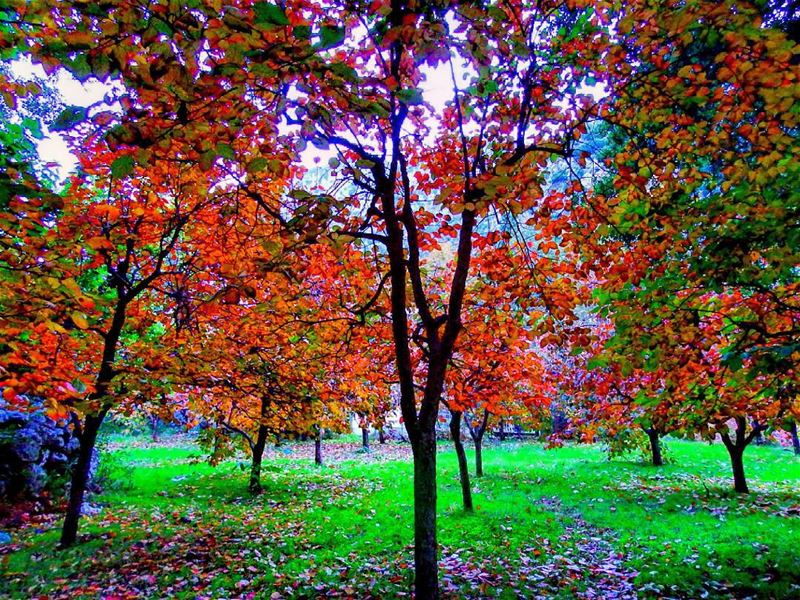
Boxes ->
[62,278,83,298]
[71,312,89,330]
[87,236,111,250]
[46,321,68,334]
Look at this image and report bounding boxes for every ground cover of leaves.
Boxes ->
[1,438,799,598]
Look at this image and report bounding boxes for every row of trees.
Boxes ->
[1,0,798,597]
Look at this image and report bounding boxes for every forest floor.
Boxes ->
[2,436,799,598]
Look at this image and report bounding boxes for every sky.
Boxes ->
[11,57,112,180]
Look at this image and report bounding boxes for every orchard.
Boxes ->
[1,0,798,598]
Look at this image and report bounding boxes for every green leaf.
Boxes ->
[110,155,135,179]
[65,54,93,82]
[318,25,345,50]
[51,106,88,132]
[200,150,216,171]
[216,142,235,160]
[722,351,744,372]
[329,61,358,82]
[247,157,269,173]
[288,189,313,200]
[153,19,174,35]
[293,25,311,40]
[22,117,43,140]
[253,2,290,26]
[396,88,424,106]
[586,356,608,370]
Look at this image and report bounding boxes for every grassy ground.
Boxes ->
[1,436,799,598]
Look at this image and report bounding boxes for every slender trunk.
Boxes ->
[472,409,489,477]
[149,414,159,442]
[61,294,127,547]
[60,410,106,548]
[361,426,370,451]
[449,411,473,512]
[376,99,476,598]
[721,417,752,494]
[645,427,663,467]
[752,419,765,446]
[498,419,506,441]
[249,422,268,495]
[790,422,800,456]
[314,426,323,465]
[412,430,438,600]
[728,445,748,493]
[249,395,271,494]
[379,428,387,444]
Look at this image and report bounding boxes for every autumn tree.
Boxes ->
[557,0,800,493]
[444,246,552,509]
[178,222,389,489]
[299,6,603,593]
[0,135,281,545]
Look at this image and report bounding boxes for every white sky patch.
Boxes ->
[419,63,455,113]
[11,57,113,180]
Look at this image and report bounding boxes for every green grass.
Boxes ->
[2,437,799,598]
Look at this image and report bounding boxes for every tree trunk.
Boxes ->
[61,293,126,547]
[449,411,473,512]
[361,426,370,451]
[379,428,387,444]
[645,427,663,467]
[498,418,506,441]
[475,438,483,477]
[790,422,800,456]
[60,410,106,548]
[752,419,765,446]
[412,430,438,600]
[375,114,477,598]
[721,417,753,494]
[249,422,268,495]
[314,426,323,465]
[728,445,748,493]
[149,414,159,442]
[470,409,489,477]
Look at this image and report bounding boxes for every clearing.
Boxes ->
[2,437,799,598]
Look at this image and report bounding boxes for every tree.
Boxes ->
[446,256,552,495]
[556,0,800,493]
[182,237,386,491]
[262,5,601,594]
[0,137,284,544]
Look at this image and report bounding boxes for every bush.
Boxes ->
[0,407,81,504]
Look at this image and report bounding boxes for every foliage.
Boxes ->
[603,428,673,465]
